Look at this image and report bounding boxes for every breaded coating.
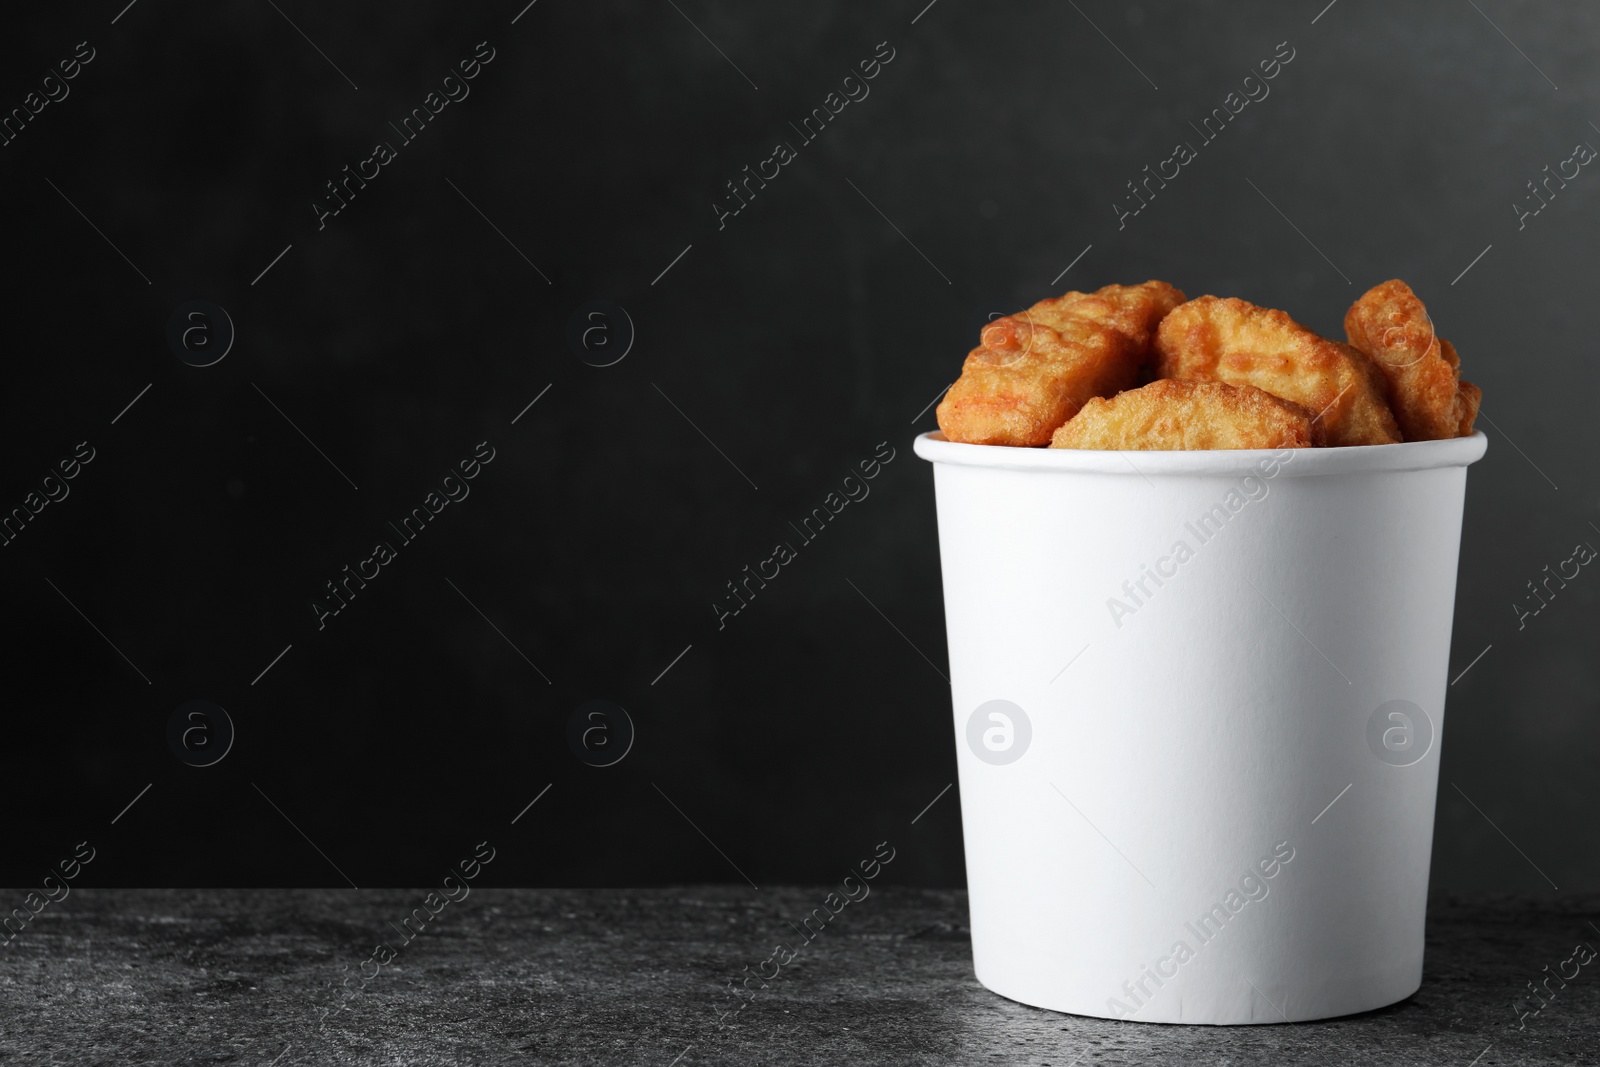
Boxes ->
[1343,279,1480,441]
[1049,379,1322,451]
[1153,296,1402,447]
[936,281,1186,446]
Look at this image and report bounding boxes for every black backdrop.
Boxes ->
[2,0,1595,891]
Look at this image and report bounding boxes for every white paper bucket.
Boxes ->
[914,431,1487,1025]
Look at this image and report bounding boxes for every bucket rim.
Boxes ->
[912,430,1487,477]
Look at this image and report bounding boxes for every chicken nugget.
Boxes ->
[1049,379,1322,451]
[1343,279,1480,440]
[937,280,1185,446]
[1154,296,1401,447]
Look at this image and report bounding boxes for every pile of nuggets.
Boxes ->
[935,280,1480,450]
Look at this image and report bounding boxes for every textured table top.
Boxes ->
[0,888,1593,1066]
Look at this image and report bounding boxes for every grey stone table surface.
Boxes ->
[0,888,1593,1066]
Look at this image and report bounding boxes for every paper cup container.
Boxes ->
[913,431,1487,1025]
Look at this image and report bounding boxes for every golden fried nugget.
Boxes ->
[1154,296,1402,447]
[936,281,1185,446]
[1049,379,1322,451]
[1343,280,1480,441]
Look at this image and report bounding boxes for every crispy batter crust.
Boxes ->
[1343,279,1480,441]
[936,281,1186,446]
[1154,296,1402,447]
[1049,378,1321,451]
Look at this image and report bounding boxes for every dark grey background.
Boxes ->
[1,0,1593,891]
